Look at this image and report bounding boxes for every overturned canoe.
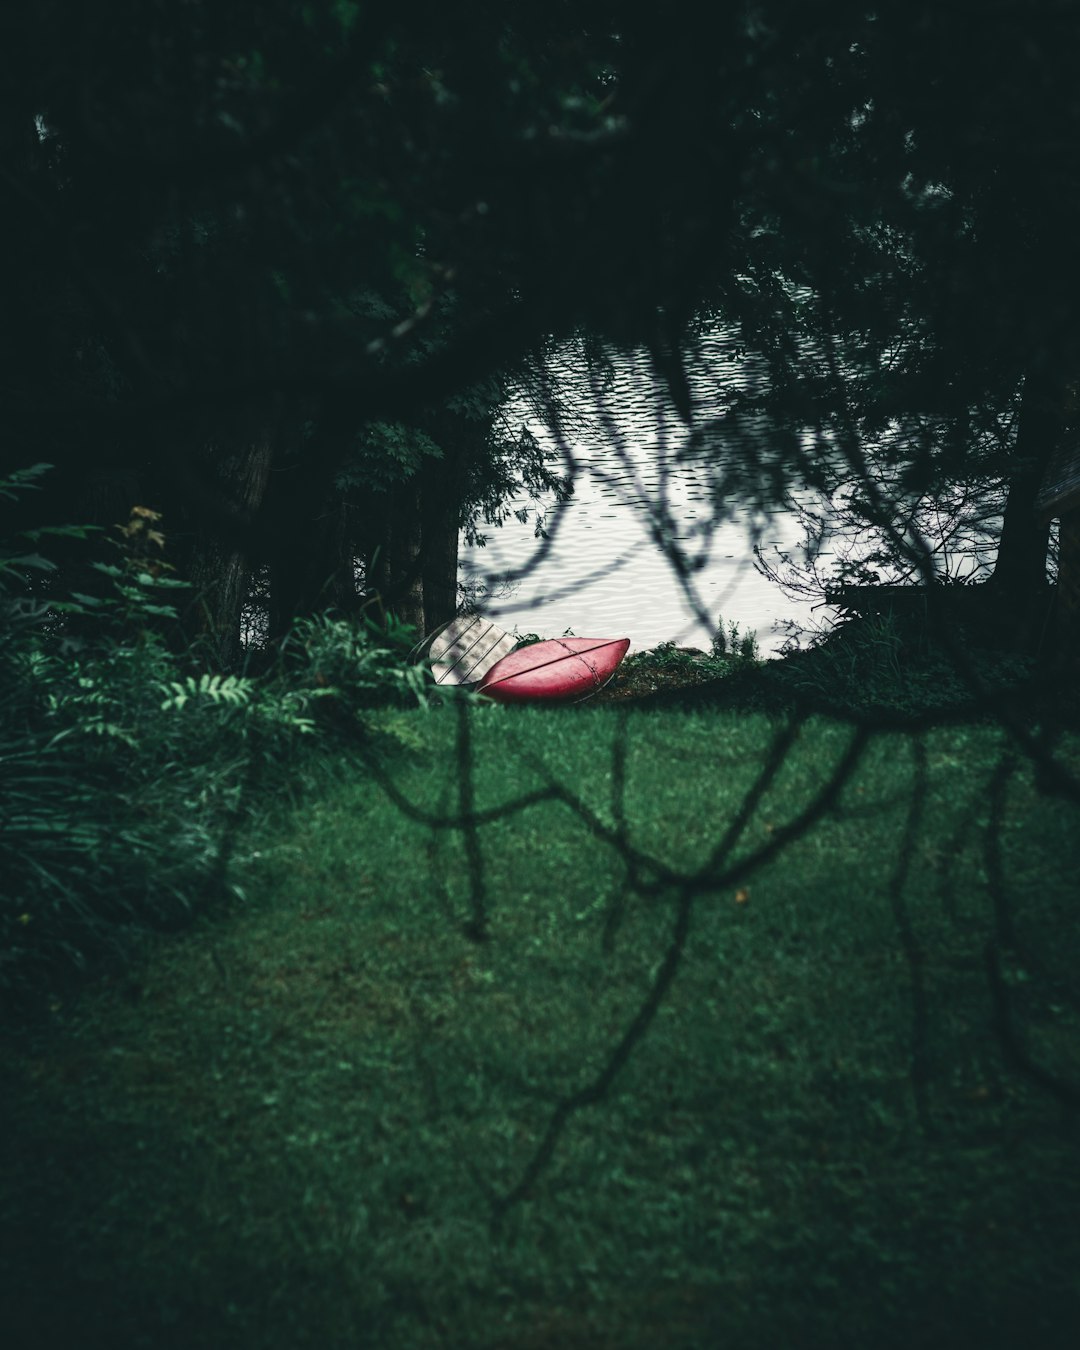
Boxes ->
[476,637,631,703]
[421,615,519,687]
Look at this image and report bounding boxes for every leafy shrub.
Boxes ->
[281,609,433,714]
[0,470,431,1008]
[0,483,231,1001]
[772,610,1036,716]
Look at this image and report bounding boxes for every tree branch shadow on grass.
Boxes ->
[487,714,870,1231]
[354,701,872,1233]
[982,752,1080,1112]
[887,736,935,1138]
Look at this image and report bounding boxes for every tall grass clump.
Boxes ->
[0,467,428,1008]
[710,613,761,665]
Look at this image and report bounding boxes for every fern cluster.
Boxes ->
[0,468,429,1007]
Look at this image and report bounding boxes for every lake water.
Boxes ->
[459,335,1004,658]
[459,338,833,658]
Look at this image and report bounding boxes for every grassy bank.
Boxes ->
[3,703,1079,1349]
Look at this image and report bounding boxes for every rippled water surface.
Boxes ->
[460,339,828,657]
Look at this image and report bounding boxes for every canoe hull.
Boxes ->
[477,637,630,703]
[423,616,517,687]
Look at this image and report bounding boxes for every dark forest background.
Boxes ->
[4,0,1078,653]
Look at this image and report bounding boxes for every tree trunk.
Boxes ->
[387,480,425,632]
[420,456,461,633]
[360,491,392,624]
[184,430,274,669]
[319,499,362,617]
[268,489,361,638]
[1057,510,1080,670]
[357,479,425,632]
[989,364,1062,646]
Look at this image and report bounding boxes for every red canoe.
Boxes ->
[477,637,631,703]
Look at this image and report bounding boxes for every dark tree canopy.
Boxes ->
[4,1,1080,650]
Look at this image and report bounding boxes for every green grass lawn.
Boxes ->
[2,704,1079,1349]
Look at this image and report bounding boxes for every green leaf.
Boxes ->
[3,553,57,572]
[23,525,103,541]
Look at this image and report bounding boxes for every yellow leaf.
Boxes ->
[735,888,750,904]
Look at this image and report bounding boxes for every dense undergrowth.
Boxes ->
[0,468,431,1008]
